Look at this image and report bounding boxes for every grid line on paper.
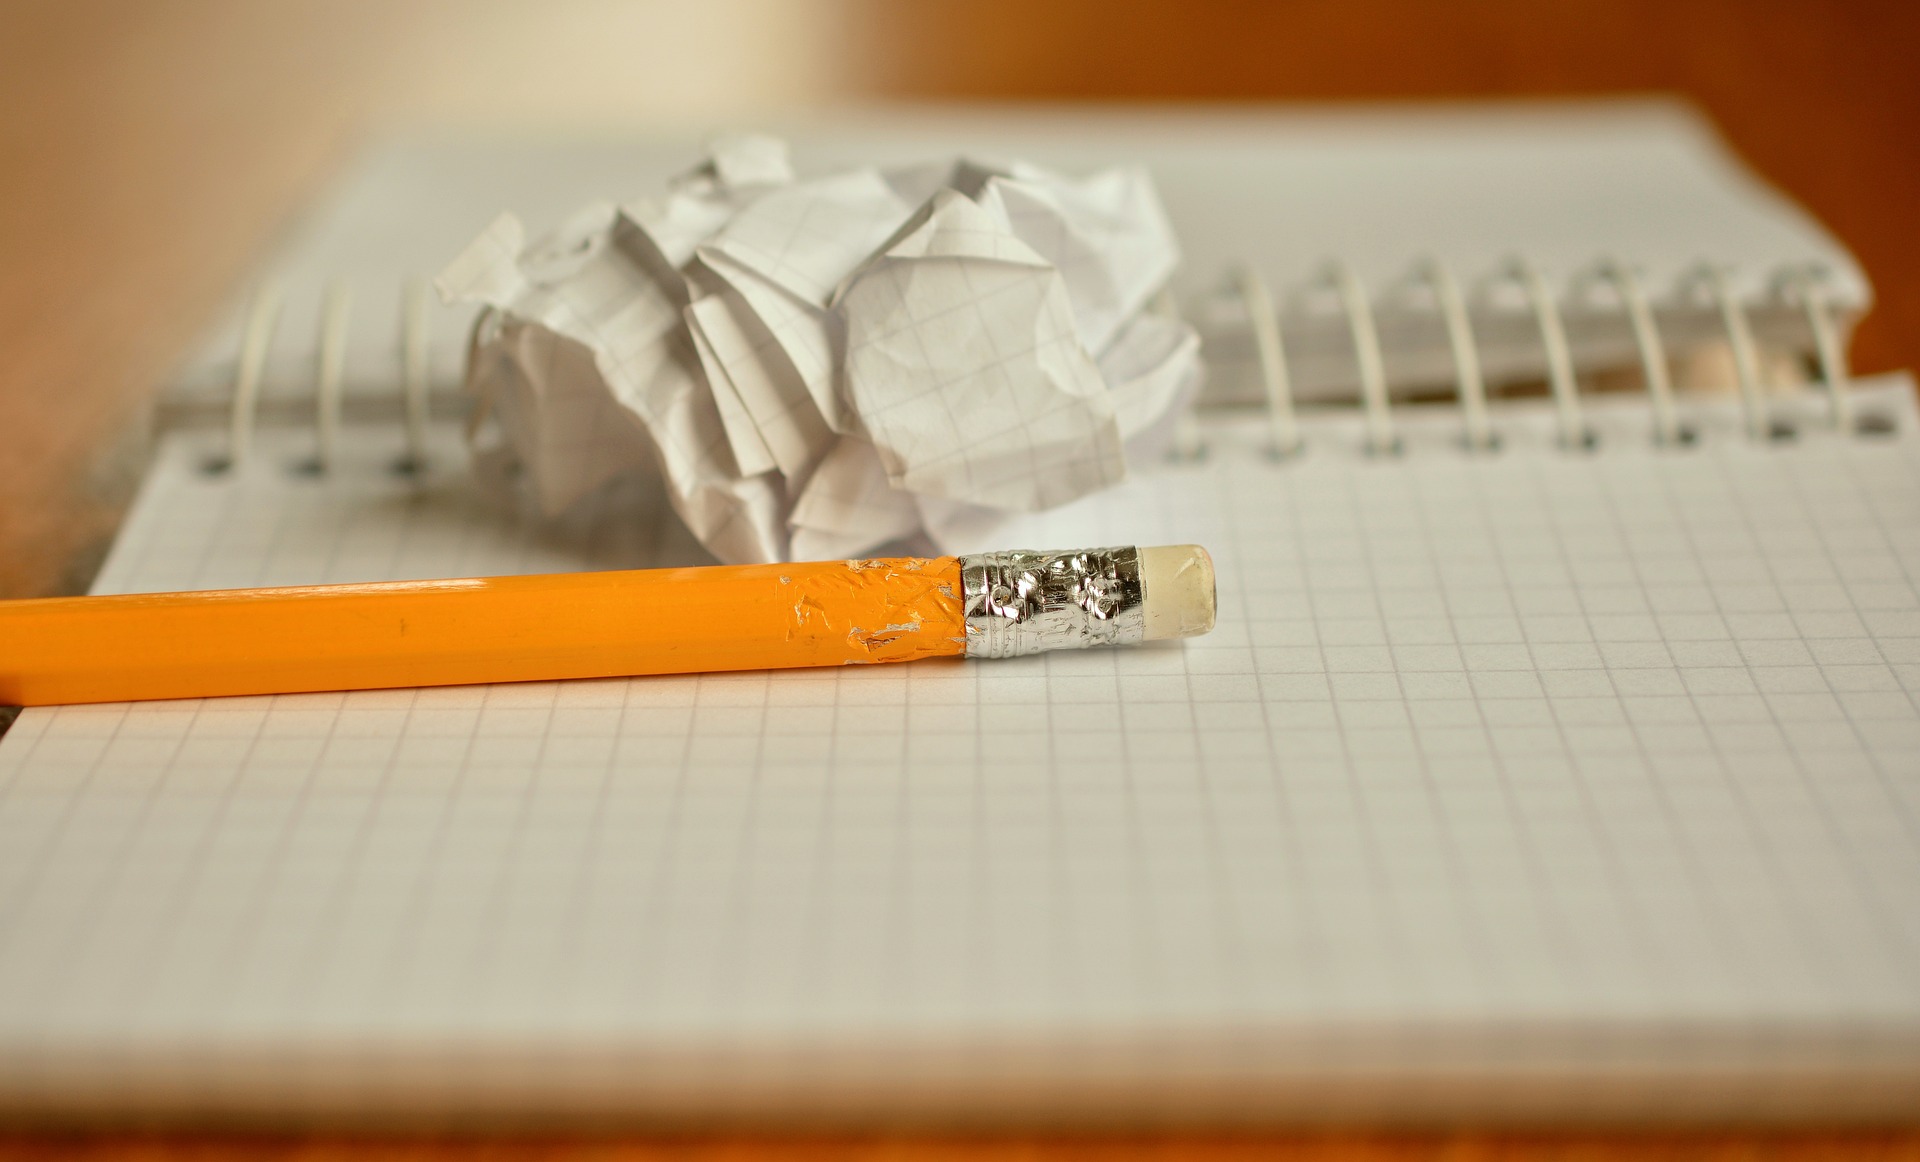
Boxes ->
[1219,457,1327,1006]
[1684,445,1911,992]
[1452,459,1547,999]
[15,695,214,1029]
[1569,450,1756,1002]
[110,694,273,1034]
[0,702,129,973]
[1279,459,1411,1009]
[1156,468,1249,1015]
[1508,452,1666,1006]
[362,683,494,1025]
[1803,446,1920,817]
[242,688,408,1027]
[1776,444,1920,960]
[1339,461,1447,1008]
[1393,461,1522,1007]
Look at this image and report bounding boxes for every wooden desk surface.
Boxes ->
[2,0,1917,1153]
[1,1131,1919,1160]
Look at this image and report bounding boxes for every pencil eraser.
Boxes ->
[1139,544,1217,641]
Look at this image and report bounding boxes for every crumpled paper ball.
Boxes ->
[437,134,1200,564]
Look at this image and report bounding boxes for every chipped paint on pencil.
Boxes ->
[782,556,967,664]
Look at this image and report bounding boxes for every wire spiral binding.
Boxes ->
[309,280,351,474]
[1570,259,1687,446]
[1483,257,1595,451]
[219,256,1868,475]
[1675,263,1778,442]
[1234,267,1298,459]
[218,277,436,475]
[1393,258,1495,453]
[1771,264,1855,433]
[400,278,435,474]
[218,279,284,472]
[1180,254,1868,463]
[1310,260,1400,457]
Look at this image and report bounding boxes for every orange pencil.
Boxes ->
[0,546,1215,707]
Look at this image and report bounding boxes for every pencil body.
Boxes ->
[0,558,967,706]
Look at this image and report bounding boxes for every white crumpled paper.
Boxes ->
[437,134,1200,564]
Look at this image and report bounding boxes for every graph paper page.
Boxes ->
[2,380,1918,1114]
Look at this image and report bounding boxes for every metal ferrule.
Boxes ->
[959,547,1146,659]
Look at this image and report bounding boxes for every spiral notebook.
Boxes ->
[2,102,1918,1124]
